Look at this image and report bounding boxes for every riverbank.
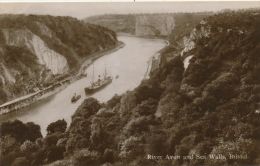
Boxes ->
[78,41,125,76]
[117,32,168,40]
[117,33,168,80]
[144,41,168,79]
[0,41,125,116]
[117,33,169,80]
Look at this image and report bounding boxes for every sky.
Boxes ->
[0,1,259,19]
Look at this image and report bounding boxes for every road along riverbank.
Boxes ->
[0,42,125,116]
[144,41,168,79]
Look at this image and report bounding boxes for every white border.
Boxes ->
[1,0,259,2]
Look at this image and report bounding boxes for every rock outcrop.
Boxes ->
[3,29,69,75]
[135,14,175,36]
[180,22,211,56]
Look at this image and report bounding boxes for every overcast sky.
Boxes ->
[0,2,259,19]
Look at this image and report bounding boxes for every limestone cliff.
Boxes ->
[135,14,175,36]
[180,21,211,56]
[3,29,69,75]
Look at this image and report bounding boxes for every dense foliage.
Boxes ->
[85,14,136,34]
[0,9,259,166]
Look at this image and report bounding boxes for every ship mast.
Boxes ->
[92,63,94,84]
[105,61,107,78]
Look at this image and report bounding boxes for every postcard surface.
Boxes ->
[0,1,259,166]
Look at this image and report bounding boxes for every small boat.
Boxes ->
[85,63,112,94]
[71,95,81,102]
[116,75,119,79]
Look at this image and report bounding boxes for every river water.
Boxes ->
[0,36,165,136]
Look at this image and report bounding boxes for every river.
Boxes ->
[0,36,165,136]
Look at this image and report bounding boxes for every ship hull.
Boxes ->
[85,78,112,94]
[71,95,81,102]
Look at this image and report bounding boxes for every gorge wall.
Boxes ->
[0,14,118,104]
[84,13,213,37]
[135,14,175,36]
[3,29,69,75]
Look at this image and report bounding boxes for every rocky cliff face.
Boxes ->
[0,14,118,104]
[3,29,69,75]
[135,14,175,36]
[180,21,211,56]
[159,19,212,70]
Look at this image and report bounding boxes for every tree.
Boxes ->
[102,149,115,163]
[12,157,29,166]
[90,117,108,151]
[46,146,65,162]
[0,120,29,143]
[26,122,42,142]
[46,119,67,135]
[119,136,143,159]
[0,135,20,155]
[73,98,102,118]
[106,94,121,109]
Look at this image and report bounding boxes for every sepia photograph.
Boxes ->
[0,1,259,165]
